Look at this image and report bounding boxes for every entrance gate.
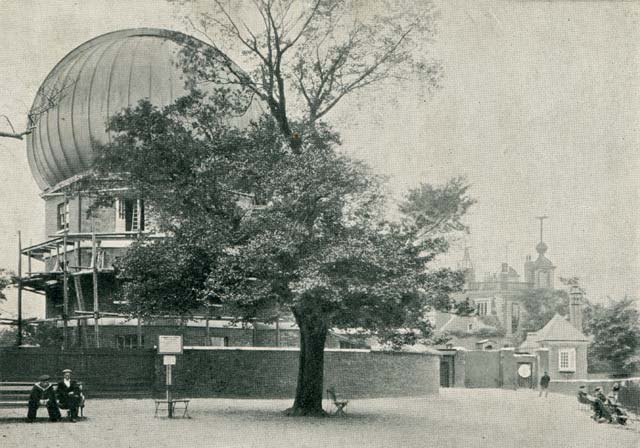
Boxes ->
[517,363,534,389]
[440,356,454,387]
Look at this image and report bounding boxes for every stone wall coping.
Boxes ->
[182,346,441,356]
[550,377,640,383]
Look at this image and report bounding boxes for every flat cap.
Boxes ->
[38,374,50,381]
[62,369,72,374]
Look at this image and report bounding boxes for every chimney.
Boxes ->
[568,286,583,331]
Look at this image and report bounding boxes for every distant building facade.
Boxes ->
[456,224,556,339]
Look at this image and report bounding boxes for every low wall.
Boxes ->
[162,347,440,398]
[0,347,156,397]
[0,347,439,399]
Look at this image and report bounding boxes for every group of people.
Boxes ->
[577,383,628,425]
[27,369,83,423]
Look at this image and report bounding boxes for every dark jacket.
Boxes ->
[540,374,551,387]
[56,380,82,408]
[29,382,57,404]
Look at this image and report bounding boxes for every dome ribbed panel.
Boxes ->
[26,28,264,190]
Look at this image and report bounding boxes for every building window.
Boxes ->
[57,202,69,231]
[476,301,489,316]
[210,336,229,347]
[116,334,144,349]
[115,198,145,232]
[558,348,576,372]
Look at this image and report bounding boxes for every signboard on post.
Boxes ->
[158,335,183,354]
[158,335,183,418]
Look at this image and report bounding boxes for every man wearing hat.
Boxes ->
[56,369,83,422]
[27,375,61,422]
[591,387,611,423]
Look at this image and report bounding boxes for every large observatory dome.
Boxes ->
[26,28,262,190]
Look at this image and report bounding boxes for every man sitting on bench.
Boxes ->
[56,369,83,422]
[27,375,61,422]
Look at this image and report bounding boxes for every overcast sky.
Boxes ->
[0,0,638,319]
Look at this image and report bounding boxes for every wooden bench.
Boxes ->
[0,382,85,418]
[326,387,348,417]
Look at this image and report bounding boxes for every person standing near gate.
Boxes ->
[56,369,83,422]
[27,375,61,422]
[539,371,551,397]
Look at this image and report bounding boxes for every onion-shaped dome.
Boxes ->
[26,28,262,190]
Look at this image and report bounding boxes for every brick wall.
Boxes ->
[0,347,439,399]
[161,348,439,399]
[0,347,156,397]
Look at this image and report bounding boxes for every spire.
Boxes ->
[461,246,474,271]
[535,216,548,255]
[532,216,554,289]
[459,246,475,287]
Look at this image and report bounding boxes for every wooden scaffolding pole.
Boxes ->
[16,231,22,347]
[73,276,89,348]
[62,194,69,349]
[91,226,101,348]
[137,316,143,349]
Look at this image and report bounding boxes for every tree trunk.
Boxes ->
[285,309,328,417]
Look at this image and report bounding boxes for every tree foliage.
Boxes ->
[0,269,11,302]
[0,323,64,348]
[516,287,569,337]
[84,91,472,414]
[583,297,640,374]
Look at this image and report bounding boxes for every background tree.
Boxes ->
[0,323,64,348]
[583,297,640,374]
[0,269,11,302]
[515,288,569,340]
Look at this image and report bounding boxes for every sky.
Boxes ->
[0,0,638,319]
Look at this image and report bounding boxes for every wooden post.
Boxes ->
[73,276,89,348]
[62,195,69,349]
[205,318,210,346]
[137,316,143,349]
[16,232,22,347]
[92,226,100,348]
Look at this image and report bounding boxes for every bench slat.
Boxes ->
[0,386,34,392]
[0,402,30,407]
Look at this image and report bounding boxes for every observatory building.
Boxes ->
[16,29,320,349]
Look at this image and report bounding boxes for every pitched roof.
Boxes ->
[535,314,589,342]
[519,332,540,350]
[438,314,495,333]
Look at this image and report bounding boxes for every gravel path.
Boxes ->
[0,389,637,447]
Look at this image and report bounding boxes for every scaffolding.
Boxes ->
[16,229,162,349]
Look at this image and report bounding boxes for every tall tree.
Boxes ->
[86,93,472,415]
[83,0,464,416]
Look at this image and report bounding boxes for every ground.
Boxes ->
[0,389,637,447]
